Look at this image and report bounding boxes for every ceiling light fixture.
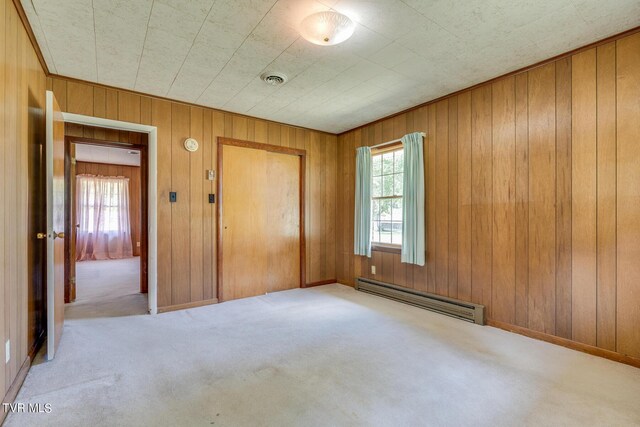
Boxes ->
[300,11,355,46]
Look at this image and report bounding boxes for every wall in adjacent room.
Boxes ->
[76,161,143,257]
[336,31,640,364]
[49,76,337,310]
[1,0,48,406]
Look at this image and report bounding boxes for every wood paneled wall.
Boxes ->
[76,162,142,257]
[1,0,47,406]
[336,32,640,363]
[48,76,337,310]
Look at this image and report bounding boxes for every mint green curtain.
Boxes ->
[354,146,372,257]
[401,132,425,266]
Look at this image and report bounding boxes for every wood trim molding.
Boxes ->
[65,135,148,149]
[216,137,307,302]
[0,356,32,425]
[303,279,337,288]
[11,0,50,75]
[371,245,402,254]
[217,137,306,157]
[339,25,640,136]
[157,298,219,313]
[487,319,640,369]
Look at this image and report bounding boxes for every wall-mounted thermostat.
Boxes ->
[184,137,199,152]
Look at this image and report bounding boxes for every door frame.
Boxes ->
[217,137,306,302]
[62,112,158,314]
[64,134,149,301]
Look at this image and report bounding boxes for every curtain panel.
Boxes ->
[354,146,372,257]
[401,132,426,266]
[76,174,133,261]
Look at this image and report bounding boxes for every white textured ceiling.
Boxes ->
[23,0,640,133]
[75,144,141,167]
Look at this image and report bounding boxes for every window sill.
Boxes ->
[371,244,401,254]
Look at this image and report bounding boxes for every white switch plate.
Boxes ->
[206,170,215,181]
[136,241,141,247]
[5,340,9,363]
[371,265,376,275]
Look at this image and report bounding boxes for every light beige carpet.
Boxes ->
[6,283,640,426]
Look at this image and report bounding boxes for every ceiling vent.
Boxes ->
[261,72,288,86]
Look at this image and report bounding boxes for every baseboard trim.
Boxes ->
[302,279,336,288]
[157,298,219,313]
[1,356,32,425]
[487,319,640,369]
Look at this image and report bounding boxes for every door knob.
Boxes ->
[54,231,65,239]
[36,232,47,240]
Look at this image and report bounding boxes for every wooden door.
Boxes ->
[221,145,268,300]
[45,90,65,360]
[219,141,303,301]
[266,152,300,293]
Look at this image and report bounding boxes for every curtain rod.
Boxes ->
[358,132,427,150]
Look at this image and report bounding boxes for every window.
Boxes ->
[371,147,403,246]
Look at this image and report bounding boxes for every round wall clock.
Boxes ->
[184,137,199,152]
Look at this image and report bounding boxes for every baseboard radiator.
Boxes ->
[356,277,485,325]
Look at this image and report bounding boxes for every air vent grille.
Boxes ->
[261,72,288,86]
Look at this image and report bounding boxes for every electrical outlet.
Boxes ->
[136,241,141,247]
[5,340,10,363]
[371,265,376,275]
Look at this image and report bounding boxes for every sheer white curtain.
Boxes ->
[76,174,133,261]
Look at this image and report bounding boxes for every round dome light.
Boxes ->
[300,11,355,46]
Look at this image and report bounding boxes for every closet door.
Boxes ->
[265,151,300,293]
[221,145,269,301]
[220,143,302,301]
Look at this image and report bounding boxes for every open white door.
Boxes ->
[46,90,65,360]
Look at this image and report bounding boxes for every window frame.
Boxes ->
[370,144,404,252]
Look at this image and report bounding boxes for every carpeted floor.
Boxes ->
[6,280,640,426]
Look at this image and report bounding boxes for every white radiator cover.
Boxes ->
[356,277,485,325]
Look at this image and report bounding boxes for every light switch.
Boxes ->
[206,170,215,181]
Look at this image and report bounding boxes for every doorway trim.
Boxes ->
[62,112,158,315]
[216,137,306,302]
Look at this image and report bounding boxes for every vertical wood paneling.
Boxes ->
[189,107,204,302]
[66,82,93,115]
[202,111,213,300]
[427,105,436,293]
[0,0,7,396]
[170,104,191,305]
[435,100,449,296]
[491,77,516,324]
[1,0,47,402]
[5,3,19,385]
[447,97,458,298]
[555,57,572,339]
[152,99,172,307]
[471,86,492,309]
[514,73,529,328]
[596,43,617,351]
[616,33,640,358]
[571,50,597,345]
[528,62,556,334]
[457,93,472,302]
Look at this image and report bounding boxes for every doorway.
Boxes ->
[64,133,148,315]
[217,138,306,301]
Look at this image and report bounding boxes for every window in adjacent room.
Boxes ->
[371,146,403,247]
